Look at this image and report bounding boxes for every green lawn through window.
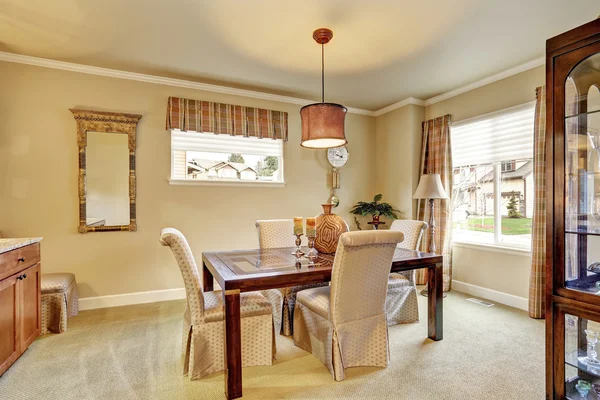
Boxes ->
[453,217,532,235]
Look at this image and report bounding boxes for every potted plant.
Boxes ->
[350,194,400,228]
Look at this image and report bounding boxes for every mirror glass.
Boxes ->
[86,131,130,227]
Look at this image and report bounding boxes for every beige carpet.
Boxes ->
[0,290,544,399]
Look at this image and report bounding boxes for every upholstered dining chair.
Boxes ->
[386,219,428,326]
[255,219,328,336]
[293,230,404,381]
[159,228,275,380]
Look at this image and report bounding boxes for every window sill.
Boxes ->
[168,178,286,188]
[452,241,531,257]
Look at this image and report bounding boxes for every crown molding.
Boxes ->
[372,97,425,117]
[0,51,546,118]
[423,57,545,107]
[0,51,375,116]
[372,56,545,116]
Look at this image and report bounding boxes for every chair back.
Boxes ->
[159,228,204,323]
[329,231,404,325]
[255,219,296,249]
[389,219,428,250]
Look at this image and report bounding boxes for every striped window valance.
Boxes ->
[166,97,288,141]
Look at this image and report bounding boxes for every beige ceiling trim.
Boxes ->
[423,57,545,107]
[372,56,545,116]
[372,97,426,117]
[0,51,546,118]
[0,51,375,116]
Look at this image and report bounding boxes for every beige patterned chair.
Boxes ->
[293,230,404,381]
[159,228,276,380]
[386,219,428,326]
[41,273,79,334]
[256,219,327,336]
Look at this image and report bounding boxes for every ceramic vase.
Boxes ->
[314,203,349,254]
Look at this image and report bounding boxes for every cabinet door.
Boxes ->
[554,304,600,399]
[0,274,20,376]
[554,40,600,305]
[19,263,40,350]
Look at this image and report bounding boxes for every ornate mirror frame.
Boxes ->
[70,109,142,233]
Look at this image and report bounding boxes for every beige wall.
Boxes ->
[0,59,545,302]
[452,245,531,298]
[374,104,424,222]
[426,65,545,300]
[0,61,376,298]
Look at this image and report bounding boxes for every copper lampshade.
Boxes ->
[300,28,348,149]
[300,102,347,148]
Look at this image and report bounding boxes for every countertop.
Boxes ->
[0,238,43,254]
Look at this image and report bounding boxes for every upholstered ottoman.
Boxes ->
[41,273,79,334]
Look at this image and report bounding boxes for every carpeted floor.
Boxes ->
[0,290,545,399]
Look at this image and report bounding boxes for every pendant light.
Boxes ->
[300,28,348,149]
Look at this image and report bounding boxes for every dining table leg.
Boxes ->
[427,262,443,341]
[203,262,214,292]
[223,289,243,399]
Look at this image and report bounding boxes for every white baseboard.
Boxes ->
[78,288,186,311]
[452,280,528,311]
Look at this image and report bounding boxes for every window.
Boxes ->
[170,130,284,184]
[451,102,535,250]
[501,161,515,172]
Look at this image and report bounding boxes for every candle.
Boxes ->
[306,217,316,237]
[293,217,304,236]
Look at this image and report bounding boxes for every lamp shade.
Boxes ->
[300,102,347,148]
[413,174,448,199]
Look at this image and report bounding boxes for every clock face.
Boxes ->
[327,146,349,168]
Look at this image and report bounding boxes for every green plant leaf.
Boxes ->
[351,195,400,219]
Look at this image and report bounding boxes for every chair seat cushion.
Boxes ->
[203,291,273,323]
[41,273,76,294]
[388,273,411,289]
[296,286,331,319]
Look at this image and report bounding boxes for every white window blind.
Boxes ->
[171,130,283,157]
[451,102,535,167]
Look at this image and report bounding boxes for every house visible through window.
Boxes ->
[170,130,284,184]
[451,102,535,250]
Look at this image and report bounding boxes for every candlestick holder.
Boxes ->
[307,236,318,260]
[579,329,600,368]
[292,234,305,257]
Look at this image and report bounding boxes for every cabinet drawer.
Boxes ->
[0,243,40,281]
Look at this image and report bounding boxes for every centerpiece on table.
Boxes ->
[350,194,400,230]
[314,204,349,254]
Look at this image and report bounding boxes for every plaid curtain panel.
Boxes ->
[416,114,453,291]
[166,97,288,141]
[529,86,546,319]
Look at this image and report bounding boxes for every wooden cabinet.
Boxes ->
[546,18,600,399]
[0,243,41,376]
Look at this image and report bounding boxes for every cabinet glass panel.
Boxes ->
[565,53,600,294]
[565,53,600,118]
[565,234,600,293]
[565,314,600,399]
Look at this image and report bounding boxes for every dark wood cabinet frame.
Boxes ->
[546,18,600,399]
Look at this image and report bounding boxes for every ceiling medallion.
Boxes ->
[300,28,348,149]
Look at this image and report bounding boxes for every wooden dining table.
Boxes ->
[202,246,444,400]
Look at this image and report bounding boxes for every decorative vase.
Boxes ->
[314,203,349,254]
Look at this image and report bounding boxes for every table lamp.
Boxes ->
[413,173,448,297]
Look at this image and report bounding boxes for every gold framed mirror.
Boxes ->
[70,109,142,233]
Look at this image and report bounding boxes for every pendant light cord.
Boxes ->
[321,43,325,103]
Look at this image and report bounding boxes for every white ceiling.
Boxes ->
[0,0,598,110]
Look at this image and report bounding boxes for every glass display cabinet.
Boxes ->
[547,18,600,399]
